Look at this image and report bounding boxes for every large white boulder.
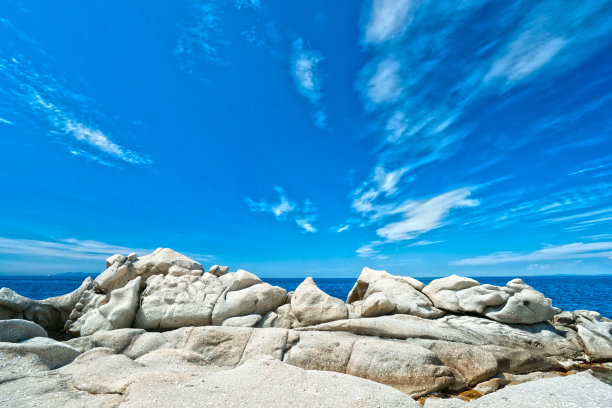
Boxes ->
[484,279,560,324]
[76,277,141,336]
[0,319,47,343]
[348,268,443,319]
[211,283,286,325]
[134,273,225,329]
[96,248,203,292]
[291,277,348,326]
[423,275,509,314]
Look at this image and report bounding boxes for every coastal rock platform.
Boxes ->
[1,248,610,407]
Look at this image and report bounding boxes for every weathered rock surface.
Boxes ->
[74,277,141,336]
[0,319,47,343]
[1,248,611,406]
[291,277,347,325]
[134,273,225,329]
[96,248,203,292]
[424,372,612,407]
[347,267,444,319]
[0,337,80,369]
[423,276,559,324]
[0,278,91,331]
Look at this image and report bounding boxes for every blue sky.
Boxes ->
[1,0,612,277]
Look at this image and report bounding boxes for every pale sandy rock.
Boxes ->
[58,347,142,394]
[429,341,498,386]
[346,337,456,397]
[361,291,395,317]
[134,273,225,329]
[473,377,502,395]
[347,267,425,304]
[209,264,229,277]
[575,312,612,360]
[423,398,470,408]
[181,326,253,367]
[211,282,286,325]
[105,253,127,268]
[0,319,47,343]
[64,289,107,336]
[554,310,575,325]
[240,327,288,362]
[127,252,138,261]
[349,268,443,319]
[283,330,356,373]
[14,350,420,408]
[484,279,560,324]
[423,275,480,295]
[469,372,612,407]
[123,331,167,359]
[291,277,348,325]
[259,304,298,329]
[79,277,141,336]
[221,313,262,327]
[423,276,509,315]
[0,337,80,369]
[96,248,203,292]
[0,278,91,331]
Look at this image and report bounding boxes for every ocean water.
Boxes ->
[1,275,610,318]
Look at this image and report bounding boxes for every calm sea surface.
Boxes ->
[1,275,610,318]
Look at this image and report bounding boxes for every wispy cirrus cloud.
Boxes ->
[354,186,479,258]
[0,237,152,261]
[454,241,612,266]
[0,237,213,265]
[0,24,152,167]
[247,187,318,233]
[363,0,414,44]
[351,0,612,259]
[175,2,225,70]
[290,38,327,128]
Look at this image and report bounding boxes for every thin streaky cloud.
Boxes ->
[0,117,14,125]
[454,241,612,266]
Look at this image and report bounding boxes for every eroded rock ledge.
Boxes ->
[1,248,610,407]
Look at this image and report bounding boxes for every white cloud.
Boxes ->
[291,38,324,104]
[485,34,566,84]
[363,58,403,106]
[175,2,224,68]
[336,225,350,233]
[247,186,296,219]
[364,0,414,44]
[356,241,387,259]
[247,187,318,232]
[0,237,152,261]
[30,93,152,166]
[454,241,612,266]
[0,117,13,125]
[376,187,479,242]
[0,51,151,167]
[296,218,317,233]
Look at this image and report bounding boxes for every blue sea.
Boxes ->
[1,275,610,319]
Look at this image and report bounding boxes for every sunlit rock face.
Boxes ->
[1,248,611,404]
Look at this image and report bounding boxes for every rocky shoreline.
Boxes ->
[1,248,611,407]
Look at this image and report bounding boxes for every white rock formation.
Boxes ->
[291,277,348,326]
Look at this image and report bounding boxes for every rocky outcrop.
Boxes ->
[0,319,47,343]
[1,248,611,406]
[291,277,347,326]
[69,277,141,336]
[0,278,92,331]
[423,276,560,324]
[347,267,444,319]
